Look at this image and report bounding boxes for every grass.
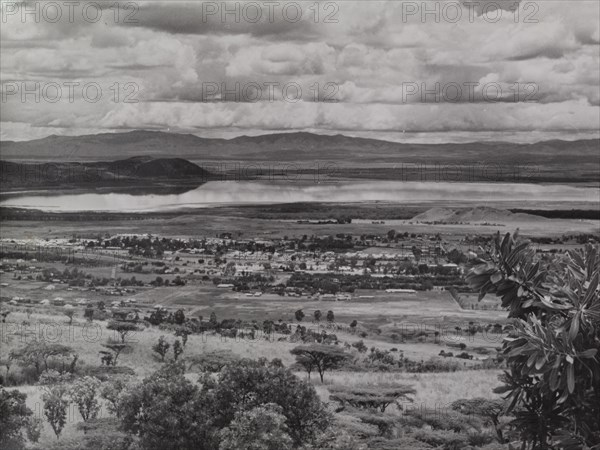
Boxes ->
[1,306,505,448]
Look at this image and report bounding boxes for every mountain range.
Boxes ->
[1,130,597,165]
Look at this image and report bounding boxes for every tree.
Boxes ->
[173,309,186,325]
[42,385,70,439]
[294,309,305,322]
[209,312,218,327]
[187,351,243,373]
[447,248,468,265]
[10,342,76,377]
[84,307,94,322]
[467,233,600,449]
[100,378,132,418]
[351,340,368,353]
[0,388,40,448]
[411,246,422,262]
[291,344,351,383]
[203,359,331,447]
[107,321,140,343]
[153,336,170,362]
[314,310,322,322]
[100,342,128,366]
[387,229,396,241]
[451,398,507,443]
[174,326,192,348]
[173,340,183,361]
[326,310,335,323]
[119,362,216,450]
[349,320,358,333]
[219,403,293,450]
[329,384,415,413]
[69,376,101,422]
[293,355,316,380]
[63,305,76,325]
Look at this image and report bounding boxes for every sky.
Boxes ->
[1,0,599,142]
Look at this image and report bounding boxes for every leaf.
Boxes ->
[535,355,546,370]
[549,368,560,391]
[567,364,575,394]
[526,261,540,281]
[583,272,599,305]
[568,313,580,342]
[579,348,598,358]
[568,249,585,270]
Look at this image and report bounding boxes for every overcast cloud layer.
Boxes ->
[1,0,599,142]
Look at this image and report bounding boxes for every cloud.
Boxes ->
[1,0,599,141]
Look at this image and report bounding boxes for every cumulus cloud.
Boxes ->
[0,0,598,141]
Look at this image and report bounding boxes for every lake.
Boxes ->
[0,181,597,212]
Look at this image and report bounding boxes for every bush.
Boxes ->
[119,360,330,449]
[204,359,331,447]
[69,376,101,422]
[152,336,170,362]
[219,403,293,450]
[0,388,39,449]
[76,418,135,450]
[467,234,600,448]
[412,429,468,450]
[119,363,215,450]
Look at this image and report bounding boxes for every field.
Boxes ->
[1,202,597,449]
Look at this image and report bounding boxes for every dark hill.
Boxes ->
[134,158,210,178]
[1,157,211,190]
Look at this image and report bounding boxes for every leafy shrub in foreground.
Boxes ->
[468,234,600,448]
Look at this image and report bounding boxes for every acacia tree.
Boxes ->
[107,321,140,344]
[291,344,351,383]
[10,342,76,377]
[187,351,244,373]
[467,233,600,449]
[451,398,507,443]
[329,384,415,413]
[100,342,128,366]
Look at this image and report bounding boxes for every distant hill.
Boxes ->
[412,206,547,223]
[2,131,598,184]
[107,157,210,178]
[0,157,211,190]
[0,130,597,163]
